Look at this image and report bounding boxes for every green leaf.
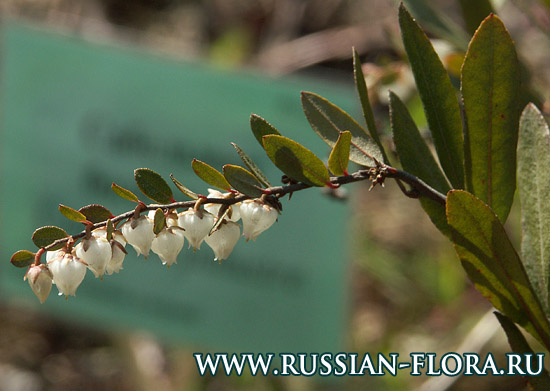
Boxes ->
[169,174,199,200]
[447,190,550,350]
[153,208,165,235]
[250,114,281,147]
[263,135,330,187]
[389,91,451,235]
[518,103,550,315]
[11,250,35,268]
[191,159,231,191]
[353,49,388,163]
[328,131,351,176]
[231,143,271,188]
[223,164,264,198]
[494,312,550,390]
[461,14,521,223]
[32,226,69,250]
[458,0,494,36]
[301,91,383,166]
[78,204,113,224]
[59,204,87,223]
[134,168,174,204]
[112,182,139,203]
[106,219,114,241]
[399,4,464,189]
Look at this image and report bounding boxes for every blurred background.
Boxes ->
[0,0,549,390]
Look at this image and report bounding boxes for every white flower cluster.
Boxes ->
[26,191,279,303]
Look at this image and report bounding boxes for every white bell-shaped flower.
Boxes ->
[205,220,241,261]
[25,264,53,304]
[75,236,112,278]
[151,228,185,267]
[92,227,127,275]
[204,189,241,221]
[239,199,279,241]
[177,208,215,250]
[121,215,155,258]
[46,250,62,263]
[48,252,87,297]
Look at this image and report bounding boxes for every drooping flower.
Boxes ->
[75,236,112,278]
[204,220,241,261]
[151,227,185,267]
[177,208,215,250]
[25,264,53,303]
[239,199,279,241]
[121,215,155,258]
[92,227,127,275]
[204,189,241,221]
[48,252,87,297]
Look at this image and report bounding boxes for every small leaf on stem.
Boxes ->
[11,250,35,268]
[59,205,87,223]
[78,204,113,224]
[231,143,271,187]
[32,226,69,250]
[250,114,281,147]
[170,174,199,199]
[134,168,174,204]
[153,208,166,235]
[112,183,139,203]
[223,164,264,198]
[192,159,232,191]
[328,130,351,176]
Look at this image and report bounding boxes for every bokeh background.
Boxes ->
[1,0,549,390]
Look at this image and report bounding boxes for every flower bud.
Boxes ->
[92,228,127,275]
[239,199,278,241]
[25,264,53,304]
[151,228,185,267]
[121,215,155,258]
[48,252,87,297]
[204,189,241,221]
[75,236,112,278]
[177,208,215,250]
[204,220,241,261]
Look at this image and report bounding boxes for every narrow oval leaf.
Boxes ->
[461,14,521,223]
[11,250,35,268]
[32,226,69,250]
[263,135,330,187]
[328,131,351,176]
[223,164,264,198]
[399,4,464,189]
[301,91,383,166]
[495,312,550,390]
[191,159,231,191]
[250,114,281,147]
[231,143,271,188]
[170,174,199,200]
[59,204,87,223]
[353,49,388,164]
[518,103,550,315]
[112,182,139,203]
[134,168,174,204]
[106,219,114,241]
[389,91,451,235]
[153,208,166,235]
[78,204,113,224]
[447,190,550,350]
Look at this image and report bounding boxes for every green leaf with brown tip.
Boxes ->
[134,168,174,204]
[461,14,521,223]
[170,174,199,200]
[223,164,264,198]
[447,190,550,350]
[231,142,271,188]
[59,204,87,223]
[301,91,383,167]
[32,226,69,250]
[389,91,451,236]
[153,208,166,235]
[191,159,231,191]
[328,131,351,176]
[518,103,550,315]
[263,135,330,187]
[250,114,281,147]
[494,312,550,390]
[352,49,387,163]
[399,4,464,189]
[112,182,139,203]
[78,204,113,224]
[11,250,35,268]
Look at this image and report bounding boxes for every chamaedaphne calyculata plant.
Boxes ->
[9,4,550,386]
